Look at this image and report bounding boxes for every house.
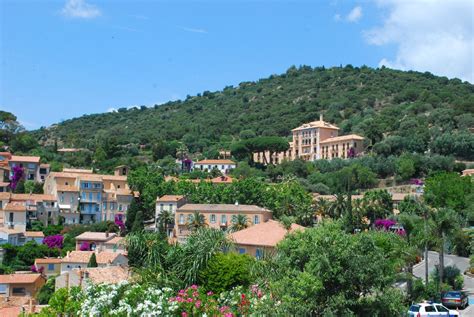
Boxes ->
[33,258,61,277]
[210,175,235,184]
[1,202,27,232]
[43,168,133,224]
[155,195,186,236]
[24,231,44,244]
[175,203,272,243]
[193,159,236,175]
[0,228,23,245]
[55,266,129,291]
[8,156,42,183]
[254,115,365,164]
[0,273,46,298]
[75,231,118,251]
[0,165,10,192]
[0,193,60,227]
[228,220,305,258]
[462,169,474,177]
[39,164,50,183]
[60,251,128,274]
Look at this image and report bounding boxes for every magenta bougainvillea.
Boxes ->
[374,219,397,231]
[9,165,24,190]
[114,215,125,231]
[43,235,64,249]
[31,265,44,273]
[347,147,356,159]
[80,241,90,251]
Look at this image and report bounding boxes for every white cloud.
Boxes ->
[347,6,363,22]
[179,26,208,34]
[61,0,101,19]
[365,0,473,82]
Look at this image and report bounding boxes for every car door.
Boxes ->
[434,304,449,317]
[424,305,440,316]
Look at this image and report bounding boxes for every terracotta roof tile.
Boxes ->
[292,120,340,131]
[10,155,40,163]
[319,134,364,144]
[24,231,45,238]
[0,273,43,284]
[73,266,129,284]
[229,220,305,247]
[75,232,117,241]
[194,159,236,165]
[156,195,185,202]
[35,258,62,264]
[177,203,271,213]
[62,251,122,264]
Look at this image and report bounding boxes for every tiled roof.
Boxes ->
[319,134,365,144]
[194,159,236,165]
[102,175,128,181]
[229,220,305,247]
[3,202,26,211]
[75,232,117,241]
[0,181,10,186]
[104,236,124,245]
[62,251,122,264]
[292,120,340,131]
[211,176,234,184]
[0,192,11,200]
[0,273,43,284]
[156,195,185,202]
[164,176,179,182]
[40,163,50,168]
[0,228,23,235]
[62,168,93,173]
[10,155,40,163]
[35,257,62,264]
[11,193,56,202]
[24,231,45,238]
[73,266,129,284]
[177,203,271,213]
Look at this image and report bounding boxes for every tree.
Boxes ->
[425,172,472,212]
[430,208,459,286]
[396,153,416,180]
[131,210,145,233]
[87,253,98,267]
[187,211,206,231]
[198,253,254,294]
[24,180,44,194]
[230,214,249,232]
[157,209,174,235]
[363,190,393,226]
[263,221,407,315]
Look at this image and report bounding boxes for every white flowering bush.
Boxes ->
[79,281,178,317]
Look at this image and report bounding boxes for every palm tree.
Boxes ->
[430,207,458,286]
[328,194,347,219]
[187,211,206,231]
[315,197,331,219]
[157,209,174,236]
[230,214,249,232]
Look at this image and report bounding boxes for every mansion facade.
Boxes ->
[254,115,364,164]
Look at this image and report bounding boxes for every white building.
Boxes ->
[193,159,236,175]
[155,195,186,237]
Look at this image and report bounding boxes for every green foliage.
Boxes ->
[199,253,254,294]
[425,172,472,211]
[24,180,44,194]
[2,242,60,271]
[87,253,98,267]
[262,221,407,315]
[37,277,56,305]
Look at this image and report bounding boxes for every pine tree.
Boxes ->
[131,210,145,233]
[87,253,98,268]
[125,198,140,232]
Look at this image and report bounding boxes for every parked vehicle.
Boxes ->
[407,302,460,317]
[441,291,469,309]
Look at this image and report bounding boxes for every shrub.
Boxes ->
[198,253,254,294]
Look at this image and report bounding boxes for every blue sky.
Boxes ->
[1,0,472,130]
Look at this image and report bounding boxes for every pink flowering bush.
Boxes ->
[374,219,397,231]
[169,284,274,316]
[114,215,125,231]
[9,165,24,190]
[79,241,90,251]
[31,265,44,274]
[43,235,64,249]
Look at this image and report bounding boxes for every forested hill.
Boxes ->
[34,65,473,159]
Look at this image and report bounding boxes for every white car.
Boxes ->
[408,302,460,317]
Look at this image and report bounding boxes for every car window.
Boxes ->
[424,305,435,312]
[445,291,461,298]
[435,305,449,312]
[409,305,420,312]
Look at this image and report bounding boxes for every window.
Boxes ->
[89,192,93,201]
[238,248,246,254]
[48,264,55,270]
[95,205,100,212]
[65,182,69,186]
[256,248,263,259]
[97,192,101,201]
[70,196,74,203]
[82,192,86,200]
[60,195,64,203]
[179,214,185,224]
[160,203,164,211]
[254,215,260,224]
[435,305,448,312]
[169,203,173,210]
[9,212,13,222]
[210,214,216,223]
[221,165,225,169]
[0,284,6,294]
[119,204,123,211]
[12,287,26,295]
[221,215,227,224]
[103,202,107,210]
[424,306,435,312]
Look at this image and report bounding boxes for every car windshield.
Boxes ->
[435,305,449,312]
[409,305,420,312]
[444,292,461,298]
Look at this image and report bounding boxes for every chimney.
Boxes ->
[319,114,323,121]
[105,231,109,238]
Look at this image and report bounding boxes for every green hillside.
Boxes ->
[33,65,473,159]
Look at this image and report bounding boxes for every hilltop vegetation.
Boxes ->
[29,65,473,163]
